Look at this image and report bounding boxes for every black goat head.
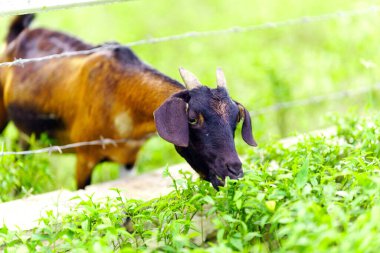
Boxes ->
[154,68,257,189]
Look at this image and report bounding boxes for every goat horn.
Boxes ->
[216,67,227,88]
[179,67,202,90]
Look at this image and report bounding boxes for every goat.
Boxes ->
[0,14,257,189]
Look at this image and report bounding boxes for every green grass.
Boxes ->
[0,2,380,195]
[1,112,380,252]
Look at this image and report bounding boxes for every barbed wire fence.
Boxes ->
[0,134,156,156]
[0,3,379,156]
[1,5,380,68]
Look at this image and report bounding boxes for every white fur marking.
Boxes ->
[114,112,133,136]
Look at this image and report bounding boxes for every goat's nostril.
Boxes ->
[227,163,243,178]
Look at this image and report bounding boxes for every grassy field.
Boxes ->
[0,1,380,190]
[1,113,380,252]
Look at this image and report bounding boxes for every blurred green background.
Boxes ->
[0,0,380,190]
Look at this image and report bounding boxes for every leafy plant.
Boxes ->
[0,128,54,202]
[2,113,380,252]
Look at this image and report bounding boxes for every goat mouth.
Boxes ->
[208,170,244,190]
[209,176,224,190]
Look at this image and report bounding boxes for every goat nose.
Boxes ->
[226,161,243,178]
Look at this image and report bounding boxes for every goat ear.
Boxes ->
[237,103,257,147]
[154,97,189,147]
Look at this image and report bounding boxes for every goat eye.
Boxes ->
[189,118,198,125]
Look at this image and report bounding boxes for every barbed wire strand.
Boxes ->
[250,83,380,116]
[0,83,378,156]
[0,5,379,68]
[0,0,135,17]
[0,134,155,156]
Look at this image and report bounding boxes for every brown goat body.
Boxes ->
[0,15,184,189]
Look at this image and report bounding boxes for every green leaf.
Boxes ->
[217,228,225,243]
[244,232,261,241]
[265,200,276,212]
[295,157,309,189]
[202,195,215,205]
[81,220,89,232]
[236,199,243,210]
[229,238,243,251]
